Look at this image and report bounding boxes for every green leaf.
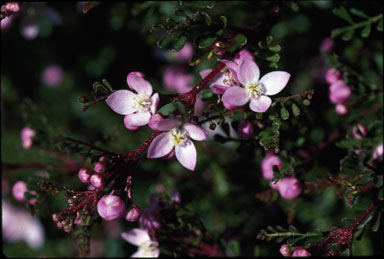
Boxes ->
[268,44,281,52]
[174,8,188,17]
[288,225,298,232]
[228,240,240,256]
[171,34,187,51]
[280,106,289,120]
[361,24,371,38]
[371,211,382,232]
[266,53,280,63]
[157,34,171,48]
[379,188,383,200]
[340,152,365,175]
[291,103,300,116]
[374,175,383,188]
[200,89,214,100]
[201,12,212,26]
[287,236,305,245]
[267,226,277,233]
[276,226,287,232]
[235,33,247,46]
[220,16,227,28]
[342,29,354,41]
[377,19,383,31]
[349,8,369,19]
[331,27,349,38]
[198,35,217,48]
[333,6,354,24]
[266,35,273,45]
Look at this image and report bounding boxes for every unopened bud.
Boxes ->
[279,245,291,257]
[77,96,89,103]
[67,197,76,207]
[292,248,311,257]
[94,162,106,173]
[238,121,254,139]
[52,213,60,222]
[90,174,105,189]
[97,194,126,221]
[277,177,302,199]
[3,2,21,14]
[78,168,92,183]
[335,104,348,115]
[125,205,141,222]
[99,156,107,162]
[352,124,367,140]
[63,225,73,233]
[12,181,28,202]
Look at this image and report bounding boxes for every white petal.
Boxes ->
[147,132,174,158]
[249,96,272,113]
[237,56,260,86]
[121,228,150,246]
[183,123,207,141]
[260,71,290,96]
[106,90,136,115]
[175,140,197,171]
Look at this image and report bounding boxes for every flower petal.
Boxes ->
[237,56,260,86]
[147,132,174,158]
[121,228,150,246]
[218,58,238,81]
[127,74,153,96]
[124,112,151,127]
[183,123,207,141]
[156,119,182,131]
[175,140,197,171]
[106,90,136,115]
[260,71,290,96]
[210,84,229,95]
[150,93,159,114]
[249,96,272,113]
[126,72,145,90]
[199,69,212,79]
[222,86,249,106]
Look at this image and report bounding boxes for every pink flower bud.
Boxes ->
[329,80,351,104]
[277,177,302,199]
[99,156,107,162]
[352,124,367,140]
[94,162,105,174]
[97,194,126,221]
[4,2,21,13]
[125,205,140,222]
[78,168,92,183]
[335,104,348,115]
[42,64,63,87]
[52,213,60,222]
[320,37,334,53]
[261,153,282,180]
[176,42,193,61]
[90,174,105,189]
[149,113,164,131]
[292,248,311,257]
[325,68,340,84]
[373,143,383,160]
[12,181,28,202]
[171,188,181,203]
[279,244,292,257]
[21,127,36,149]
[238,121,254,139]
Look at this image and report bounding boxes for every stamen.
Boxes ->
[170,128,188,146]
[222,72,237,87]
[132,95,152,112]
[245,82,265,99]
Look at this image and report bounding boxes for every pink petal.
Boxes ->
[156,119,182,131]
[211,84,229,95]
[249,96,272,113]
[222,86,249,106]
[234,50,254,64]
[126,72,145,90]
[199,69,212,79]
[124,112,151,127]
[222,100,237,110]
[237,56,260,86]
[127,74,153,96]
[121,228,150,246]
[106,90,136,115]
[218,58,238,81]
[150,93,159,114]
[147,132,174,158]
[183,123,207,141]
[260,71,290,96]
[175,140,197,171]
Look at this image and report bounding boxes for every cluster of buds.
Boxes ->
[211,41,228,56]
[52,213,75,233]
[280,245,311,257]
[1,2,21,18]
[325,68,351,115]
[78,157,109,189]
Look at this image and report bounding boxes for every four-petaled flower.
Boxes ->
[121,228,159,258]
[222,56,290,113]
[147,118,207,171]
[106,72,159,130]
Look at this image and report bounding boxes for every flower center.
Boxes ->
[132,95,152,112]
[223,72,237,87]
[170,128,188,146]
[245,82,265,99]
[139,240,159,256]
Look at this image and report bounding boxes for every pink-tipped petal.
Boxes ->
[249,96,272,113]
[124,112,151,128]
[234,50,254,64]
[222,86,249,106]
[211,84,229,95]
[150,93,159,114]
[106,90,136,115]
[121,228,150,246]
[200,69,212,79]
[147,133,174,158]
[127,74,153,96]
[222,100,237,110]
[260,71,290,96]
[175,140,197,171]
[183,123,207,141]
[237,56,260,86]
[217,58,238,81]
[156,118,182,131]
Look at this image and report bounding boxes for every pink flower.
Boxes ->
[261,152,282,180]
[373,143,383,160]
[106,72,159,129]
[352,124,367,140]
[329,80,351,104]
[21,127,35,149]
[325,68,340,84]
[292,248,311,257]
[147,119,207,171]
[237,121,254,139]
[279,244,292,257]
[175,42,193,61]
[78,168,92,183]
[126,205,141,222]
[12,181,28,202]
[42,64,64,87]
[121,228,159,257]
[3,2,21,13]
[275,177,302,199]
[320,37,334,53]
[335,104,348,115]
[97,194,126,221]
[163,66,193,93]
[222,56,290,113]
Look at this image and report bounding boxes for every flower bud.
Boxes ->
[94,162,106,173]
[292,248,311,257]
[52,213,60,222]
[277,177,302,199]
[175,42,193,61]
[148,113,164,131]
[335,104,348,115]
[3,2,21,13]
[171,188,181,203]
[261,153,282,180]
[238,121,254,139]
[320,37,334,53]
[20,127,36,150]
[12,181,28,202]
[125,205,140,222]
[97,194,126,221]
[329,80,351,104]
[279,244,291,257]
[373,143,383,160]
[42,64,63,87]
[90,174,105,189]
[325,68,340,84]
[352,124,367,140]
[63,225,73,233]
[78,168,92,183]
